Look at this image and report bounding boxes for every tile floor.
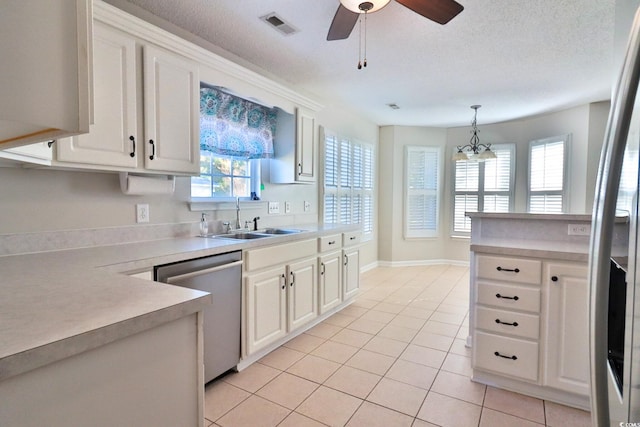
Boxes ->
[204,264,593,427]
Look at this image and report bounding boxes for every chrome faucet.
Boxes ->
[235,197,241,230]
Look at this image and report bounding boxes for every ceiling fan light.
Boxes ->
[340,0,391,14]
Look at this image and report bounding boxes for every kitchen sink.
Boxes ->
[214,232,271,240]
[259,228,305,235]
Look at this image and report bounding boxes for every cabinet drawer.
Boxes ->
[244,239,317,272]
[318,234,342,252]
[475,306,540,340]
[477,282,541,313]
[474,331,539,382]
[342,231,362,247]
[476,255,541,284]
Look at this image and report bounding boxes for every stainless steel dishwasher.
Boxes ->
[154,251,242,384]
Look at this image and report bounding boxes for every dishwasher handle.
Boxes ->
[165,260,243,284]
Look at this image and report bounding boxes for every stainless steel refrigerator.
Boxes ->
[589,6,640,426]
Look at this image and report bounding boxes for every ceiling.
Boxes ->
[112,0,616,127]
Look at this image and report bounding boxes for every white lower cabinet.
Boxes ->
[542,262,590,395]
[287,258,318,331]
[342,248,360,300]
[319,250,342,314]
[471,252,590,409]
[245,267,287,355]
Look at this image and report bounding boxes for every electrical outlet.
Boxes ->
[304,201,311,212]
[268,201,280,214]
[284,201,291,214]
[568,223,590,236]
[136,204,149,223]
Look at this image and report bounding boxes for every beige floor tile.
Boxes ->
[456,325,469,339]
[360,309,397,323]
[399,344,447,369]
[347,317,387,335]
[283,333,326,353]
[545,400,592,427]
[388,314,427,330]
[411,331,455,351]
[255,372,319,410]
[373,302,406,314]
[223,363,281,393]
[421,320,460,337]
[411,419,439,427]
[330,328,374,348]
[286,354,341,384]
[479,407,544,427]
[430,370,486,405]
[440,353,472,377]
[435,303,469,316]
[346,349,396,375]
[324,365,382,399]
[340,305,369,317]
[351,298,379,309]
[363,336,408,358]
[305,322,342,339]
[297,386,363,426]
[449,338,471,357]
[430,311,466,325]
[399,307,434,320]
[483,386,545,424]
[216,395,289,427]
[409,300,441,311]
[385,359,438,390]
[204,381,250,422]
[278,412,326,427]
[366,377,428,416]
[346,401,414,427]
[377,324,419,343]
[323,312,357,327]
[258,346,306,370]
[417,392,482,427]
[311,340,359,363]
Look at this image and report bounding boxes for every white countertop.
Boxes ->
[0,223,355,382]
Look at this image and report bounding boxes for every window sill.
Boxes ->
[189,199,266,211]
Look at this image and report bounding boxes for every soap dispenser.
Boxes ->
[199,213,208,237]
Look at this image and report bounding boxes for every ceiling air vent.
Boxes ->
[260,13,298,36]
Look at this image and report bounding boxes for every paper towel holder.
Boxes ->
[119,172,176,196]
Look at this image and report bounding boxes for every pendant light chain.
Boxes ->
[357,15,362,69]
[363,11,368,68]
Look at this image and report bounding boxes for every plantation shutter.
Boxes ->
[529,136,567,213]
[405,146,440,238]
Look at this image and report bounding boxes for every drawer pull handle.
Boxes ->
[350,236,356,240]
[494,351,518,360]
[551,276,558,282]
[496,266,520,273]
[495,319,519,327]
[328,241,336,245]
[495,293,519,301]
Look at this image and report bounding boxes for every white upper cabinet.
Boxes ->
[143,45,200,174]
[270,108,316,184]
[57,22,137,169]
[0,0,92,149]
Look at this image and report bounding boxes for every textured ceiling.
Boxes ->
[110,0,616,127]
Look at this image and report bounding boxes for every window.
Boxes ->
[528,135,570,213]
[191,151,259,198]
[322,128,375,241]
[405,146,441,238]
[453,144,515,234]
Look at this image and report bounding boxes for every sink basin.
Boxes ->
[214,232,272,240]
[259,228,304,235]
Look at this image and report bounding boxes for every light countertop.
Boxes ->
[0,223,356,382]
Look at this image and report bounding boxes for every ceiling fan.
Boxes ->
[327,0,464,41]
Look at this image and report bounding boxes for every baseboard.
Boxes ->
[376,259,470,268]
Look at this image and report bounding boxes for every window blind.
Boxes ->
[528,135,569,213]
[405,146,440,238]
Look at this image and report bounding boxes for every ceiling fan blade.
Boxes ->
[396,0,464,25]
[327,4,359,40]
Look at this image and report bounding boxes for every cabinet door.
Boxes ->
[245,267,287,355]
[296,108,315,182]
[0,0,91,148]
[57,23,138,168]
[343,249,360,300]
[319,252,342,314]
[543,262,590,395]
[143,45,199,174]
[287,258,318,331]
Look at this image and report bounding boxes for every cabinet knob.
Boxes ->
[551,276,558,282]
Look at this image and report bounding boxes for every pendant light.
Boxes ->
[452,105,497,162]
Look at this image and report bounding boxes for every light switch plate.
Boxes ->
[304,201,311,212]
[268,202,280,214]
[568,223,590,236]
[284,201,291,214]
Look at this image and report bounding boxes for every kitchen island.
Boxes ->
[0,223,357,427]
[467,212,628,410]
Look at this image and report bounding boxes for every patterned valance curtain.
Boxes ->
[200,87,277,159]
